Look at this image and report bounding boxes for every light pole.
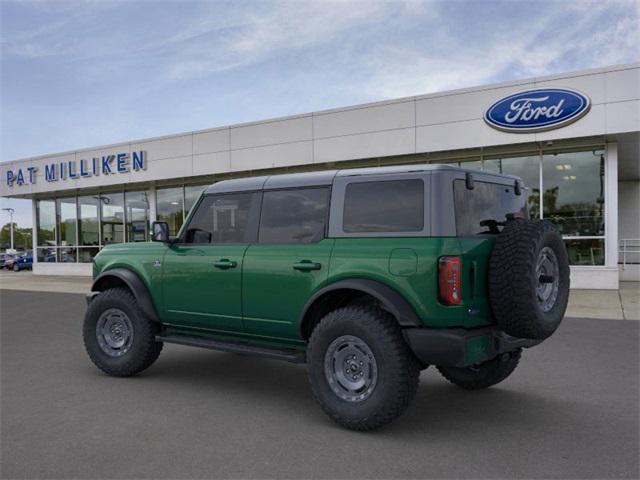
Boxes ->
[2,207,15,251]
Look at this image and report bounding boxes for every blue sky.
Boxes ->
[1,0,639,227]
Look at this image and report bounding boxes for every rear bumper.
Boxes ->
[403,326,541,368]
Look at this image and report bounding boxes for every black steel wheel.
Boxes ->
[324,334,378,403]
[95,308,135,358]
[83,287,162,377]
[307,304,420,431]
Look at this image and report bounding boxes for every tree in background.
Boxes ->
[1,223,32,251]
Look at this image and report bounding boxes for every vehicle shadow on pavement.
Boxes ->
[120,346,569,433]
[396,378,574,435]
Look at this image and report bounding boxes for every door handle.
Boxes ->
[293,260,321,271]
[213,259,237,269]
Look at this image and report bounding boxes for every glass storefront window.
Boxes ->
[30,154,607,269]
[36,200,56,246]
[78,247,100,263]
[484,155,541,218]
[565,239,605,266]
[78,196,100,246]
[542,151,605,237]
[59,246,77,263]
[56,197,77,247]
[36,246,57,263]
[157,187,184,235]
[125,191,150,242]
[100,193,124,245]
[185,185,206,216]
[460,160,483,171]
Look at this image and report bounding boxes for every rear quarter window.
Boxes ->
[343,179,424,233]
[454,180,527,235]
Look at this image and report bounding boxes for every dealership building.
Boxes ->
[1,63,638,289]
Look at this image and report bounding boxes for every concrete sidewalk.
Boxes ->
[0,270,638,320]
[568,282,639,321]
[0,270,91,295]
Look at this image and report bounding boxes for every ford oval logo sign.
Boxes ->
[484,88,591,133]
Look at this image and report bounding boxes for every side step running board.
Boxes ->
[156,333,306,364]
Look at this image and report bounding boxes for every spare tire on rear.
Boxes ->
[489,219,570,340]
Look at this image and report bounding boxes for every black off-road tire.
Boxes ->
[437,349,522,390]
[489,219,570,340]
[83,287,163,377]
[307,305,420,431]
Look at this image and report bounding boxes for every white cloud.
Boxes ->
[2,0,639,160]
[352,1,639,100]
[164,1,401,80]
[4,0,636,91]
[1,0,125,58]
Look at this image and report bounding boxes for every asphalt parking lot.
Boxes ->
[1,289,638,479]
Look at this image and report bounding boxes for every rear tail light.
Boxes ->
[439,256,461,305]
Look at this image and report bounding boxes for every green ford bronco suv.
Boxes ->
[84,164,570,430]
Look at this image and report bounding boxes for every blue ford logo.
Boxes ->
[484,88,591,133]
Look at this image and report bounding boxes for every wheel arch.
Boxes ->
[299,278,422,340]
[91,268,159,322]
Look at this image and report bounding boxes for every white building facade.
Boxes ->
[1,63,639,288]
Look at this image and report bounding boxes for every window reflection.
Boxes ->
[125,191,150,242]
[565,239,605,265]
[484,156,540,218]
[56,198,77,247]
[460,160,483,171]
[58,246,77,263]
[37,247,57,263]
[156,187,184,235]
[78,196,100,246]
[185,185,206,216]
[37,200,56,247]
[542,151,605,236]
[100,193,125,244]
[78,247,100,263]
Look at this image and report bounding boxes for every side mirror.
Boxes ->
[152,222,170,242]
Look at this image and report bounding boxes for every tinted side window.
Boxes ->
[259,188,329,244]
[343,179,424,233]
[454,180,527,235]
[184,192,260,244]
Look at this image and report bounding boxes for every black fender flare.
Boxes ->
[91,268,159,322]
[299,278,422,336]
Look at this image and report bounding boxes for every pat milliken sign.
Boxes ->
[484,88,591,133]
[5,151,147,187]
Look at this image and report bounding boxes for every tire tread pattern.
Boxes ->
[489,219,569,339]
[83,287,163,377]
[307,305,419,431]
[436,349,521,390]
